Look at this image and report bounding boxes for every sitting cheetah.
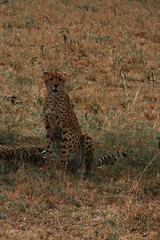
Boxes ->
[43,70,94,175]
[43,70,126,175]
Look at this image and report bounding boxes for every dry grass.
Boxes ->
[0,0,160,239]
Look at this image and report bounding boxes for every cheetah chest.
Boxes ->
[45,106,62,136]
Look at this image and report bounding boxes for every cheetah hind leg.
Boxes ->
[67,138,84,174]
[82,134,94,178]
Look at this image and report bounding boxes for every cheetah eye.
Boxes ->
[50,77,53,81]
[59,78,62,81]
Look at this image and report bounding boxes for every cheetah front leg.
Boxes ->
[58,132,69,172]
[83,134,94,176]
[45,121,54,167]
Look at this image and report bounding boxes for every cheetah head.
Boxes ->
[43,71,66,94]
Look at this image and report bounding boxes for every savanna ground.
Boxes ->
[0,0,160,239]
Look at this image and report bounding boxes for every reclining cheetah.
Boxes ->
[43,70,126,175]
[0,144,45,165]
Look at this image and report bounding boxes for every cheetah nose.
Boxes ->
[54,84,58,88]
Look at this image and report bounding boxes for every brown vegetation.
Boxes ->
[0,0,160,239]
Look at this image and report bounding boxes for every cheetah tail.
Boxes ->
[96,151,127,167]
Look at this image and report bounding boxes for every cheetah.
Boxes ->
[0,144,45,165]
[43,70,126,175]
[0,71,126,172]
[43,70,94,175]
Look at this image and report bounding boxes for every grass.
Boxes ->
[0,0,160,239]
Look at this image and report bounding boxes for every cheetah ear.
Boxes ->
[62,72,67,76]
[43,71,48,75]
